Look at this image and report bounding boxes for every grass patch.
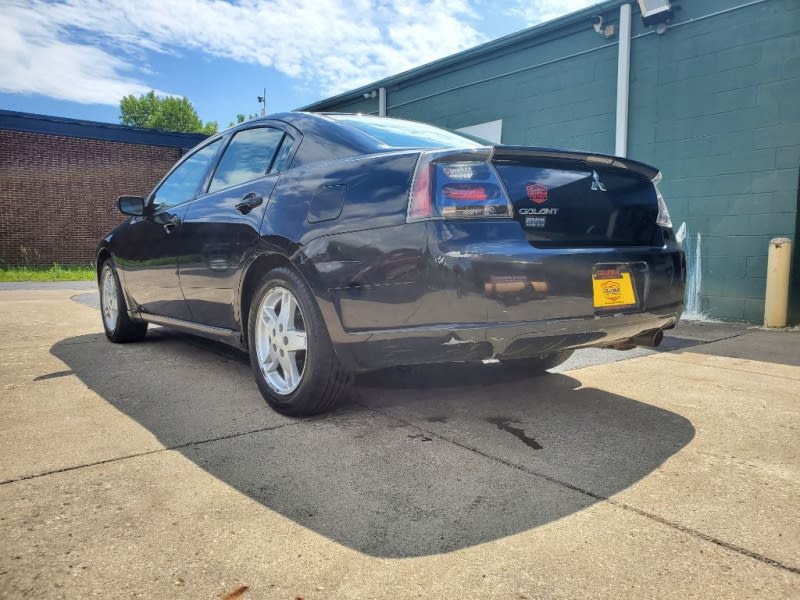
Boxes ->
[0,264,96,282]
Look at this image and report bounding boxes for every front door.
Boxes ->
[114,203,192,320]
[117,139,222,320]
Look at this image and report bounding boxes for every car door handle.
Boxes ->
[235,193,263,215]
[163,215,181,234]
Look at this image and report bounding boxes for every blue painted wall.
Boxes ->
[308,0,800,323]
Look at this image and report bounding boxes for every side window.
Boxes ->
[270,134,295,174]
[152,140,221,212]
[208,127,285,193]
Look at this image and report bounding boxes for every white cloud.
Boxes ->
[0,8,158,105]
[505,0,597,26]
[0,0,487,106]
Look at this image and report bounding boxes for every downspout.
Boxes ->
[378,87,387,116]
[615,3,632,157]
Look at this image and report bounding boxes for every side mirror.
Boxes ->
[118,195,146,216]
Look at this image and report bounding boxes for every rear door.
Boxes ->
[177,126,295,330]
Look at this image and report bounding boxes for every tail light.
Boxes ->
[407,149,513,221]
[653,172,672,228]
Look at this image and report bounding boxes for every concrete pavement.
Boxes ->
[0,285,798,599]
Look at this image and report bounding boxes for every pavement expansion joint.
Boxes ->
[362,402,800,577]
[609,499,800,576]
[0,419,309,487]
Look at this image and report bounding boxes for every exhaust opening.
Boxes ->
[610,328,664,350]
[632,329,664,348]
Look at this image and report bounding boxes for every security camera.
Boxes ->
[362,92,371,99]
[592,15,604,34]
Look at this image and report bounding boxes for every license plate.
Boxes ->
[592,265,638,309]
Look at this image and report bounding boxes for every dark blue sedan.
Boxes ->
[97,113,685,415]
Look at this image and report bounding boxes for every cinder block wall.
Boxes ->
[628,0,800,322]
[0,130,181,267]
[318,0,800,322]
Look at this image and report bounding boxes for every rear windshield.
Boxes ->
[329,115,486,149]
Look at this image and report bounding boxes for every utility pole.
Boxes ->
[257,88,266,116]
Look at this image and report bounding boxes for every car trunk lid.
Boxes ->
[491,146,663,248]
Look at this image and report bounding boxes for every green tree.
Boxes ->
[119,91,218,134]
[227,112,261,128]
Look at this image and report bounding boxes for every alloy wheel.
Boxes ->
[254,286,308,395]
[101,267,119,332]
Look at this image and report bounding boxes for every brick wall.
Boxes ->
[0,130,181,266]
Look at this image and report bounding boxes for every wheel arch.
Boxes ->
[238,253,303,349]
[96,248,111,282]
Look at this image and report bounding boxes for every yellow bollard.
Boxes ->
[764,237,793,328]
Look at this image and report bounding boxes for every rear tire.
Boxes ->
[499,350,574,374]
[248,267,350,416]
[99,260,148,343]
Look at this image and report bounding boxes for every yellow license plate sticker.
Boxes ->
[592,268,637,309]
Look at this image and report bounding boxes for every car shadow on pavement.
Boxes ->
[50,329,695,558]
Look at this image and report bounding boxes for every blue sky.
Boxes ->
[1,1,594,128]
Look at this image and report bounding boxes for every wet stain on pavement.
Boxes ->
[486,417,542,450]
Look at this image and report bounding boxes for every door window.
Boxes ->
[208,127,287,193]
[151,140,222,212]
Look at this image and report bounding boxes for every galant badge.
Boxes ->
[591,170,607,192]
[518,207,558,215]
[526,182,548,204]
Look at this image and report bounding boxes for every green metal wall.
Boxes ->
[628,0,800,322]
[313,0,800,323]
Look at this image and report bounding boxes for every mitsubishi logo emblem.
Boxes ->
[591,170,607,192]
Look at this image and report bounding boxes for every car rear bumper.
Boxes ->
[309,220,685,371]
[329,302,682,370]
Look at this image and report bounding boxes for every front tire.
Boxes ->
[500,350,574,374]
[99,260,148,343]
[248,267,350,416]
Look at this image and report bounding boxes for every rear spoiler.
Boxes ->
[491,145,659,180]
